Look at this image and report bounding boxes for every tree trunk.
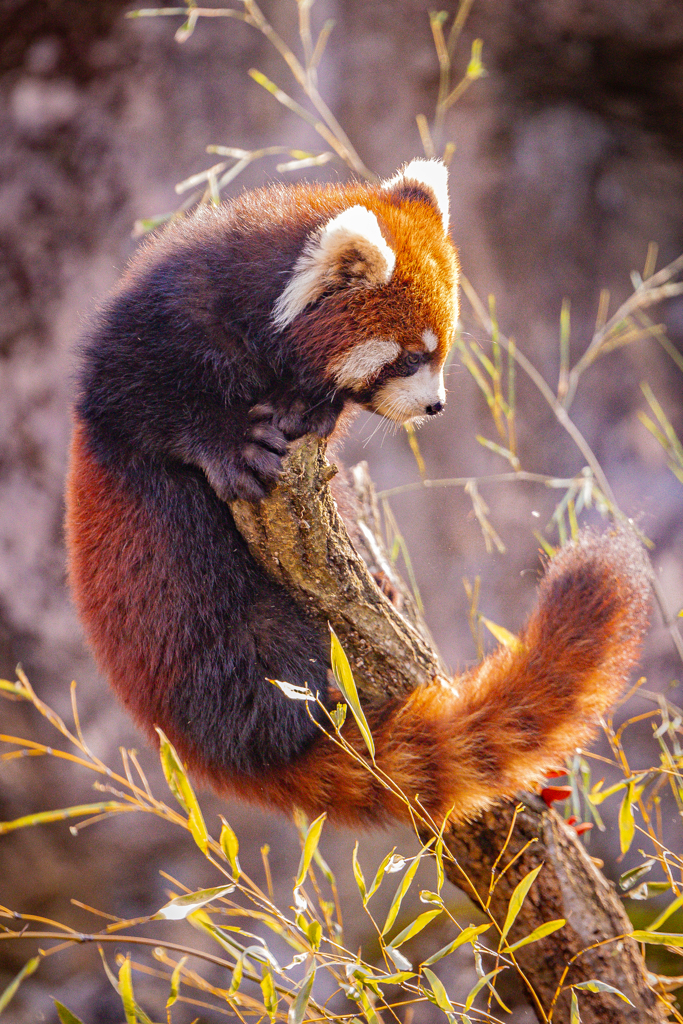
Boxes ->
[229,436,669,1024]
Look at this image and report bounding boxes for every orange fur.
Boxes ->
[195,531,651,827]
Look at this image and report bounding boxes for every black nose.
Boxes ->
[425,401,443,416]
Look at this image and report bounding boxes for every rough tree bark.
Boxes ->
[229,436,670,1024]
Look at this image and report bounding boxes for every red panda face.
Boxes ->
[272,159,459,424]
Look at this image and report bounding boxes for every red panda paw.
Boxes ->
[200,422,288,503]
[249,396,339,441]
[275,399,339,441]
[239,421,289,497]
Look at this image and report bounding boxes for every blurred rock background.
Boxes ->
[1,0,682,1020]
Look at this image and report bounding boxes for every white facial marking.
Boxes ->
[422,328,438,352]
[272,205,395,329]
[383,158,450,232]
[330,338,401,390]
[373,364,446,423]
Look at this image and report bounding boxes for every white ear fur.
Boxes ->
[272,205,395,330]
[383,158,450,232]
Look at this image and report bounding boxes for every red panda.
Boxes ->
[65,159,650,827]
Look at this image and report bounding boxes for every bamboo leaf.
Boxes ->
[367,849,402,901]
[352,841,367,901]
[632,930,683,947]
[220,816,241,876]
[385,946,412,972]
[357,988,380,1024]
[570,989,581,1023]
[166,956,187,1010]
[480,616,524,653]
[422,968,452,1013]
[329,628,375,760]
[155,884,235,921]
[382,840,434,936]
[0,956,40,1014]
[156,727,209,853]
[504,918,566,953]
[0,802,131,835]
[289,963,315,1024]
[618,779,636,855]
[228,955,244,995]
[118,957,138,1024]
[572,980,633,1004]
[55,1003,86,1024]
[389,910,442,947]
[421,923,492,966]
[619,858,656,891]
[647,892,683,932]
[500,864,543,942]
[261,966,278,1020]
[306,919,322,950]
[295,813,327,889]
[464,967,505,1012]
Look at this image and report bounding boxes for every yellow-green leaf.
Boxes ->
[418,890,443,906]
[589,779,626,805]
[118,957,138,1024]
[435,838,445,893]
[295,813,326,889]
[55,1002,86,1024]
[382,840,434,936]
[329,628,374,760]
[166,957,187,1010]
[618,779,636,855]
[647,892,683,932]
[0,802,130,835]
[389,910,442,947]
[0,678,23,693]
[156,728,208,853]
[500,864,543,943]
[306,920,322,950]
[619,859,656,891]
[384,946,412,972]
[421,923,492,966]
[421,968,452,1013]
[0,956,40,1014]
[572,980,633,1004]
[228,955,244,995]
[631,930,683,947]
[261,966,278,1020]
[289,963,315,1024]
[504,918,566,953]
[352,841,367,901]
[155,884,235,921]
[220,817,241,876]
[480,617,523,653]
[570,989,581,1023]
[367,848,402,901]
[189,909,243,959]
[357,988,380,1024]
[464,967,505,1012]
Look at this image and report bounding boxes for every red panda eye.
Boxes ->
[403,352,421,367]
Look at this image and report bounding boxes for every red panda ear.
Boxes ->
[382,158,449,233]
[272,205,395,329]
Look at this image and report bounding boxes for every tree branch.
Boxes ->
[229,436,668,1024]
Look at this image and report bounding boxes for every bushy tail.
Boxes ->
[226,530,651,827]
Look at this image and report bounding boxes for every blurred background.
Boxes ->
[1,0,682,1020]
